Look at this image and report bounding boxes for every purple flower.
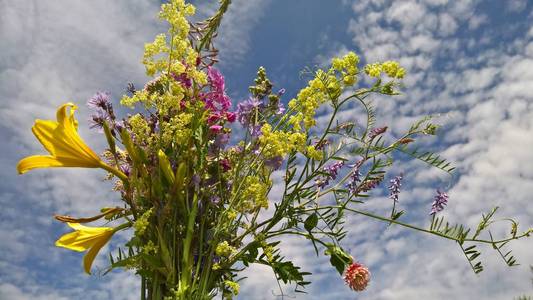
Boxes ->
[368,126,388,139]
[88,110,109,130]
[276,102,285,115]
[316,161,344,188]
[87,91,111,111]
[346,161,363,195]
[430,190,449,215]
[388,174,403,203]
[277,88,286,96]
[120,164,131,177]
[236,97,262,125]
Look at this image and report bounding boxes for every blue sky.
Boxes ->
[1,0,533,299]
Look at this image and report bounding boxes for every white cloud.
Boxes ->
[507,0,527,12]
[194,0,272,68]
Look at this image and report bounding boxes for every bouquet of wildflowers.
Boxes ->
[17,1,532,299]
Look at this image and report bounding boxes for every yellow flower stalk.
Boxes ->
[55,222,116,274]
[17,103,127,180]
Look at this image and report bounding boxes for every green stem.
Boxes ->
[304,205,532,245]
[179,192,199,297]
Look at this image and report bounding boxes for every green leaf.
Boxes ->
[304,213,318,232]
[324,244,352,275]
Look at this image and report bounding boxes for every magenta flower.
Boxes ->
[204,67,234,125]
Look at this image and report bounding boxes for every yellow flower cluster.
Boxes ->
[160,113,193,148]
[331,51,360,86]
[215,241,236,257]
[224,280,240,296]
[134,208,154,236]
[364,61,405,79]
[287,53,361,130]
[364,63,382,78]
[381,60,406,78]
[123,0,206,109]
[128,114,155,147]
[142,240,157,255]
[306,145,323,160]
[237,176,271,212]
[287,71,329,129]
[259,124,307,159]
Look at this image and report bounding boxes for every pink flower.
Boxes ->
[226,112,236,123]
[209,125,223,133]
[344,262,370,292]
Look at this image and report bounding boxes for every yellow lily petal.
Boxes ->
[83,232,113,274]
[31,120,59,155]
[18,103,104,174]
[17,155,68,174]
[55,222,115,274]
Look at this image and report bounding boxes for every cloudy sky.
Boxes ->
[1,0,533,299]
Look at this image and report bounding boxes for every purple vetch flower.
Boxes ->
[346,161,363,195]
[430,190,449,215]
[316,161,345,188]
[277,88,286,96]
[368,126,388,139]
[388,174,403,203]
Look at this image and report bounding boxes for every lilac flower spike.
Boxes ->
[368,126,388,139]
[430,189,449,215]
[316,161,344,188]
[346,161,362,195]
[388,174,403,203]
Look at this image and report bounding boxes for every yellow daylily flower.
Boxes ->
[17,102,104,174]
[55,222,115,274]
